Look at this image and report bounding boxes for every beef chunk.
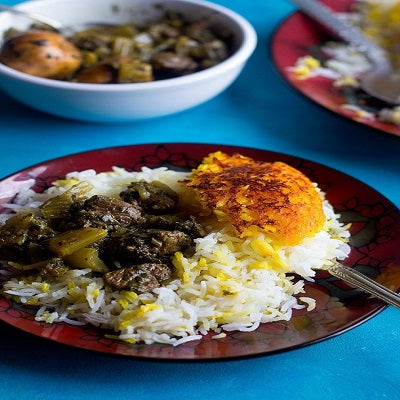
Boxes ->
[145,214,207,238]
[67,195,142,230]
[152,229,192,254]
[151,51,198,78]
[101,228,192,267]
[39,257,69,279]
[104,263,171,293]
[184,20,216,43]
[69,35,110,51]
[0,213,55,263]
[149,22,180,39]
[120,181,178,214]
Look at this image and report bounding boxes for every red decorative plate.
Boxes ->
[0,143,399,360]
[271,0,400,138]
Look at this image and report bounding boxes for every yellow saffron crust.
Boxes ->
[183,151,326,246]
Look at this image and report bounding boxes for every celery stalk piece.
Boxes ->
[48,228,107,256]
[64,247,109,272]
[40,181,93,219]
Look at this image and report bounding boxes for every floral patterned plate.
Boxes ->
[0,143,399,360]
[271,0,400,138]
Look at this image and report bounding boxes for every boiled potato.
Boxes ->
[0,31,82,79]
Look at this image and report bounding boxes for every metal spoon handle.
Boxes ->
[328,263,400,310]
[0,4,61,30]
[289,0,387,64]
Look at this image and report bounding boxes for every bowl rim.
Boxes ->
[0,0,257,92]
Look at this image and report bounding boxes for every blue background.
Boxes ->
[0,1,399,399]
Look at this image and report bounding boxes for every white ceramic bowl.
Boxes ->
[0,0,257,122]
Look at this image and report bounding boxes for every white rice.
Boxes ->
[0,167,350,346]
[287,0,400,126]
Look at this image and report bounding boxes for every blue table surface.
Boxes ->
[1,0,399,399]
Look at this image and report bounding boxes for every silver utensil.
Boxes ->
[0,4,62,30]
[0,4,108,36]
[290,0,400,104]
[328,263,400,310]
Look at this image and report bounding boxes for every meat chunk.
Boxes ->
[184,20,216,43]
[152,230,192,254]
[104,263,171,293]
[67,195,142,230]
[69,34,110,52]
[152,51,198,78]
[0,212,55,263]
[148,22,180,39]
[145,214,207,238]
[120,181,178,214]
[39,257,70,279]
[101,228,193,267]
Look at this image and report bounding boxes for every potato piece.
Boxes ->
[0,31,82,79]
[74,61,115,83]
